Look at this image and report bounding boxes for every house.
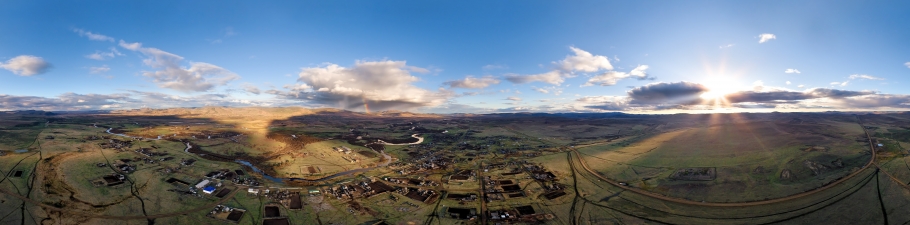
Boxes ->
[203,186,217,194]
[195,180,211,189]
[248,188,260,195]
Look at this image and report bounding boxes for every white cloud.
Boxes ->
[0,55,52,76]
[269,60,451,111]
[89,65,110,74]
[118,40,239,92]
[442,76,499,89]
[848,74,884,80]
[582,65,650,87]
[719,44,735,49]
[798,85,805,88]
[784,69,800,74]
[85,47,123,60]
[118,40,142,51]
[752,80,765,92]
[786,81,791,85]
[905,62,910,68]
[72,28,114,42]
[557,47,613,72]
[504,47,615,85]
[506,96,522,101]
[830,81,848,87]
[758,33,776,43]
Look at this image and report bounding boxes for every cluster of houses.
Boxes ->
[207,204,245,223]
[332,146,353,154]
[386,177,439,187]
[324,180,395,199]
[100,138,133,151]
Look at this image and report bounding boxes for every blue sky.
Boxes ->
[2,1,910,113]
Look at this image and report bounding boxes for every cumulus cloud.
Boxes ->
[443,76,500,89]
[849,74,884,80]
[582,65,650,87]
[0,55,52,76]
[905,62,910,68]
[89,65,110,74]
[268,60,451,111]
[72,28,114,42]
[118,40,239,92]
[758,33,776,43]
[786,81,791,85]
[785,69,800,74]
[504,47,613,85]
[557,47,613,72]
[627,82,709,104]
[85,47,123,60]
[505,96,522,101]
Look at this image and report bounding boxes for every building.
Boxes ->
[195,180,211,189]
[203,186,217,194]
[248,188,260,195]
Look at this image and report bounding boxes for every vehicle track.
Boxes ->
[567,115,878,207]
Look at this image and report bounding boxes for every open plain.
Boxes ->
[1,108,909,224]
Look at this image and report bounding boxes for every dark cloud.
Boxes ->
[627,82,708,104]
[725,88,875,103]
[835,95,910,108]
[585,102,627,111]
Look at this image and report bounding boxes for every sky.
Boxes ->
[2,1,910,114]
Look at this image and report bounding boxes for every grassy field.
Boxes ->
[573,119,870,203]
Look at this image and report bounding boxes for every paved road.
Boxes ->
[566,116,878,207]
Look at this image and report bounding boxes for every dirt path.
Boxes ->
[0,187,238,220]
[567,115,878,207]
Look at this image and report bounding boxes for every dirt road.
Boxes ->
[0,187,238,220]
[566,115,878,207]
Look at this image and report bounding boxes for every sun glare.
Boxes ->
[699,76,740,101]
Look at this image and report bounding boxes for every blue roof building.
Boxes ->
[203,186,217,194]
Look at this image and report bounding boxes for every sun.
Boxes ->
[699,76,741,101]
